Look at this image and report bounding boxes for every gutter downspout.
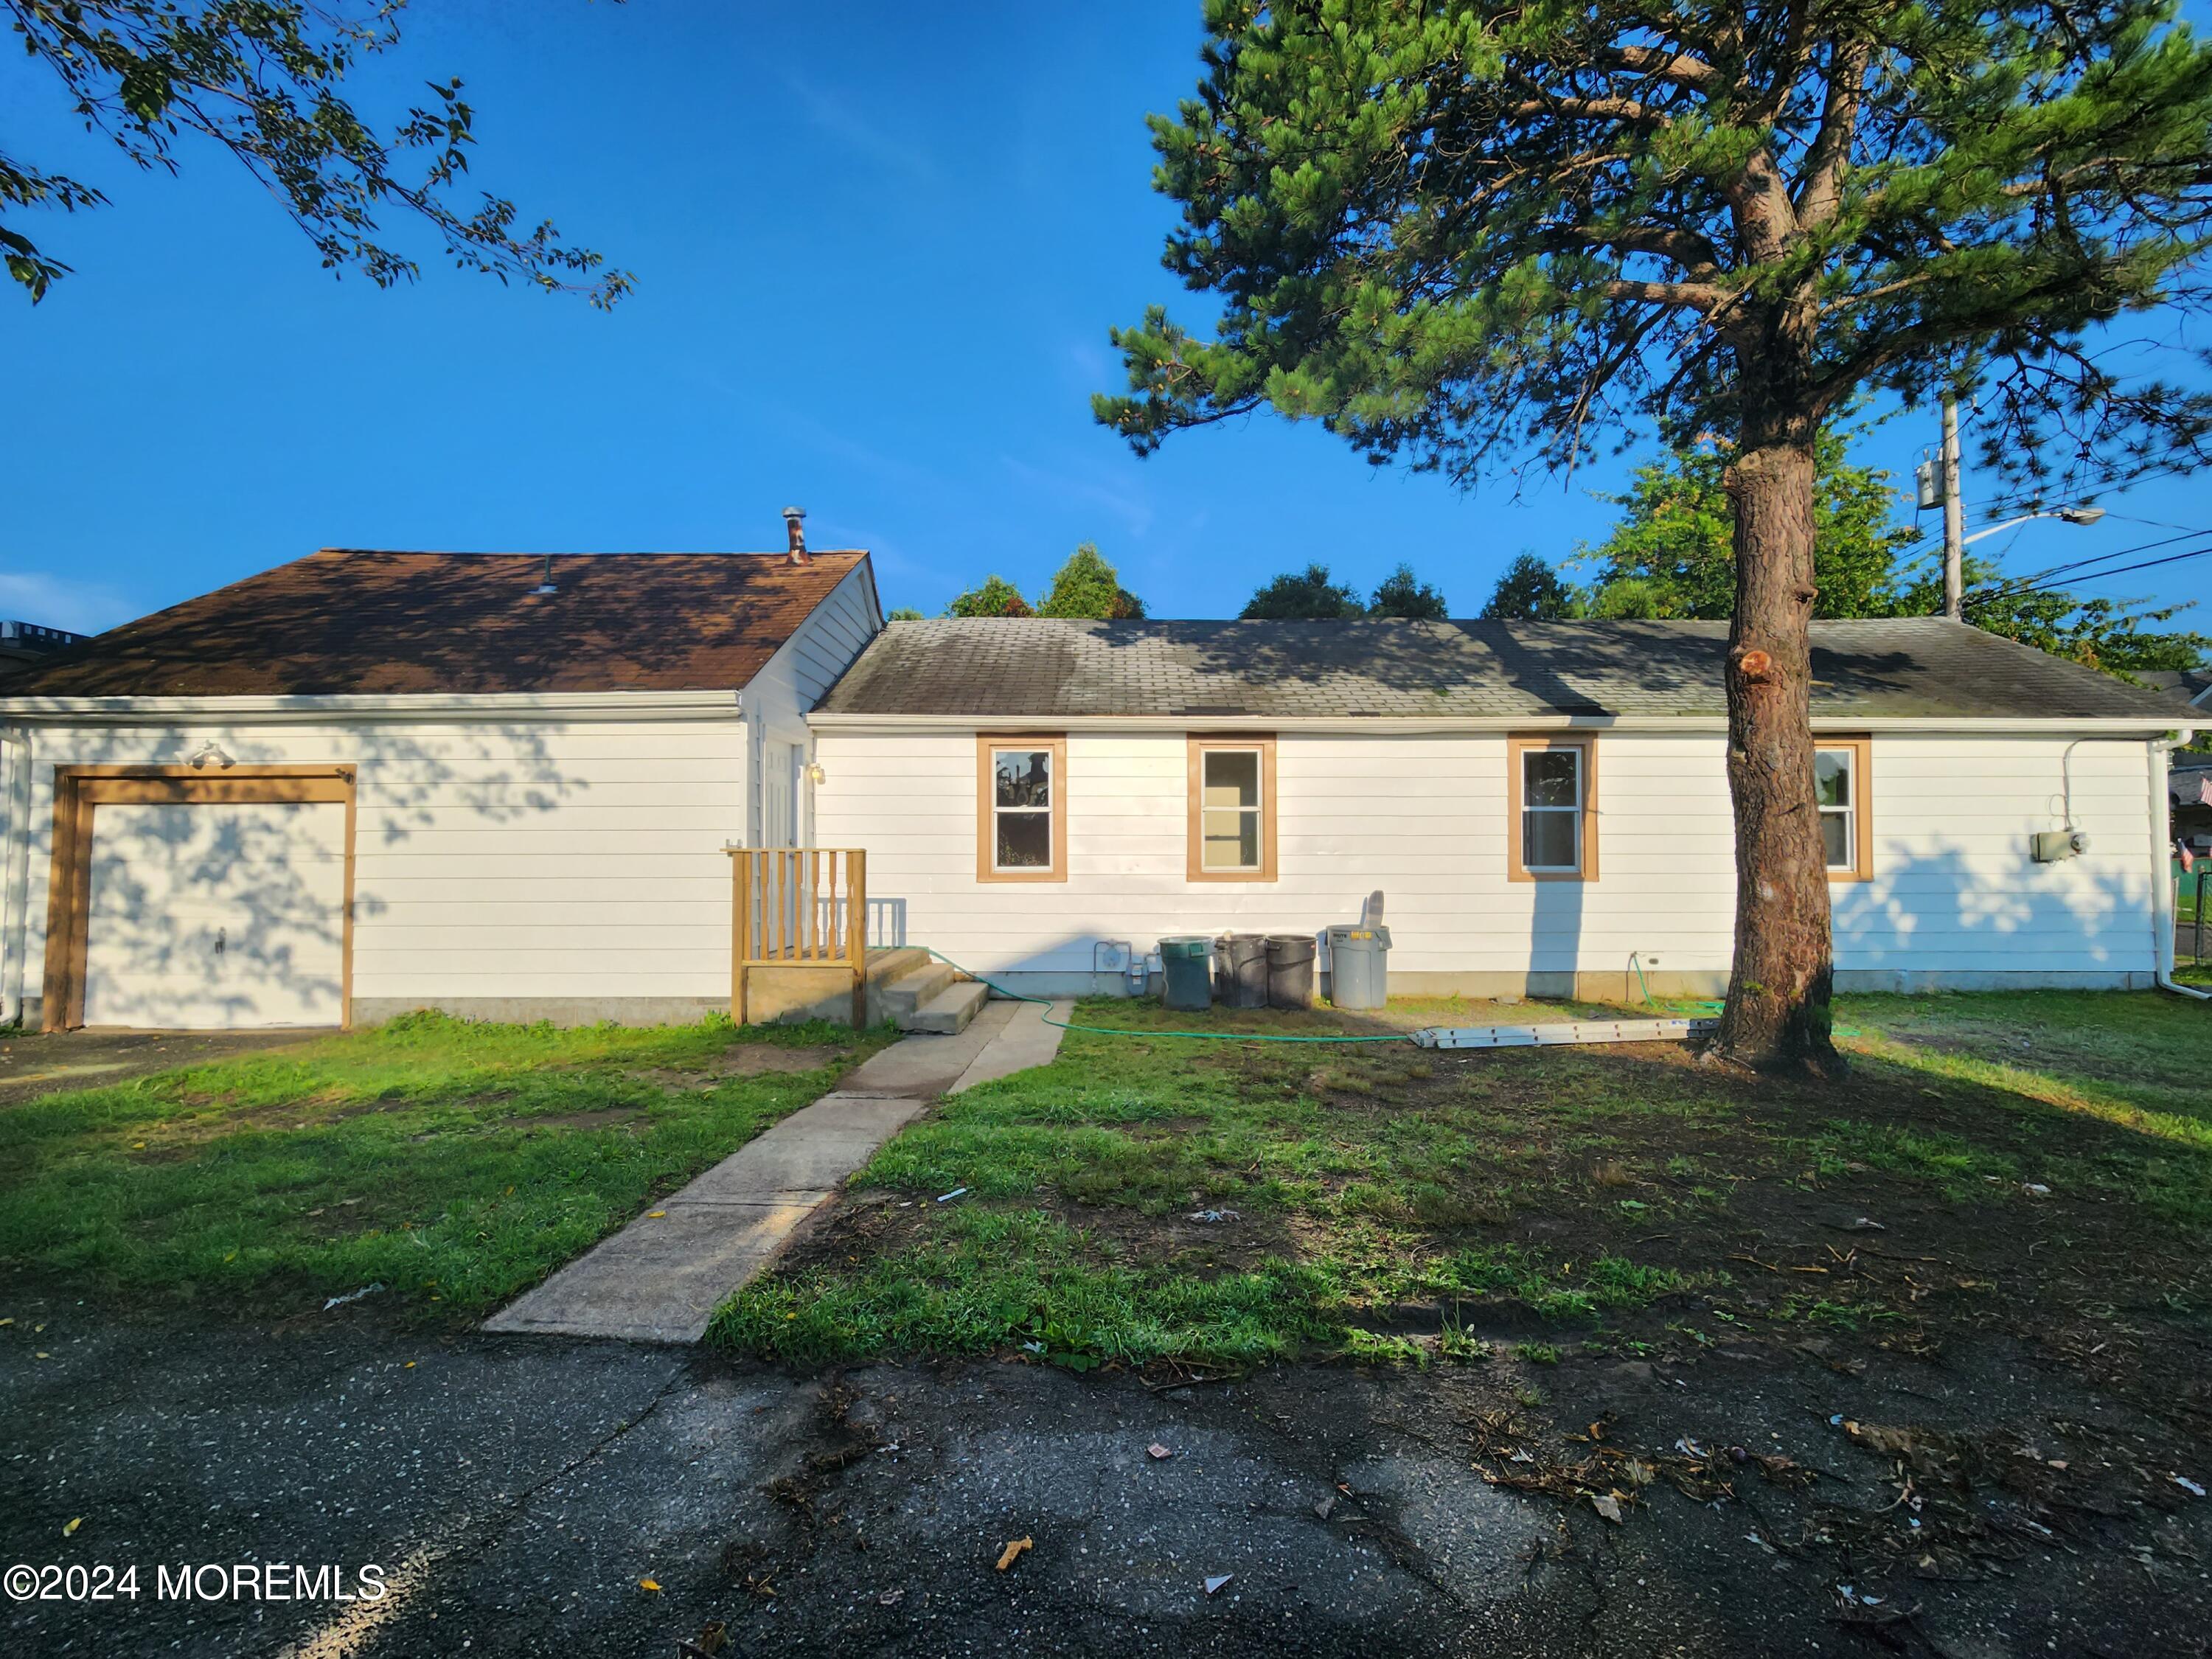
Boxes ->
[0,723,30,1027]
[2153,731,2211,1002]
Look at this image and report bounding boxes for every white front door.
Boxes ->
[80,801,348,1028]
[762,742,798,846]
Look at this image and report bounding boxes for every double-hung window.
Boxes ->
[1187,737,1276,881]
[1815,737,1872,881]
[1509,736,1596,880]
[977,737,1065,882]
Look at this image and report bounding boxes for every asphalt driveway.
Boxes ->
[7,1292,2209,1657]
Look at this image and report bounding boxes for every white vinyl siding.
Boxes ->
[737,563,883,848]
[17,717,747,1002]
[811,727,2157,985]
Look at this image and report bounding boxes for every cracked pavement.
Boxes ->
[8,1298,2211,1655]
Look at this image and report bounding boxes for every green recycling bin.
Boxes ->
[1159,936,1214,1012]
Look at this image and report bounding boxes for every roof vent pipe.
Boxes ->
[782,507,809,564]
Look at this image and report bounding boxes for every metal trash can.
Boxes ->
[1265,933,1317,1010]
[1217,932,1270,1009]
[1159,936,1214,1012]
[1324,924,1392,1009]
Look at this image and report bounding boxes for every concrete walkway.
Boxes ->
[485,997,1070,1344]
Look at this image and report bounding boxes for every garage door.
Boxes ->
[80,799,348,1029]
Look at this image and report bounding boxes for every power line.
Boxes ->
[1964,543,2212,609]
[1962,526,2212,604]
[1975,454,2208,521]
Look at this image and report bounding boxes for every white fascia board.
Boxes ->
[0,689,745,726]
[806,711,2183,736]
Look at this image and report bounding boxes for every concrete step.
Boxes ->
[877,959,956,1023]
[900,979,989,1036]
[863,947,931,988]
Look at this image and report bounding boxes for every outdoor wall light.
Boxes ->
[187,742,234,771]
[806,761,828,785]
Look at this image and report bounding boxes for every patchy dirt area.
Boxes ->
[623,1045,839,1091]
[0,1027,324,1108]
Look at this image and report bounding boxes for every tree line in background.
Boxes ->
[900,550,1456,623]
[1479,431,2208,679]
[888,543,1147,622]
[905,428,2208,677]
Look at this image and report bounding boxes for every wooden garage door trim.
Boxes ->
[42,765,357,1032]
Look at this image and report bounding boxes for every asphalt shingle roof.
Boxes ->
[818,616,2180,723]
[0,549,869,697]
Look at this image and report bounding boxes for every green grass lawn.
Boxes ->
[711,990,2212,1374]
[0,1012,889,1317]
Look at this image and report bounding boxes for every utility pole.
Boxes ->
[1941,393,1965,621]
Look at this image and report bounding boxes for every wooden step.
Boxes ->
[900,979,988,1035]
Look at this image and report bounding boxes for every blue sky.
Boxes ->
[5,0,2211,637]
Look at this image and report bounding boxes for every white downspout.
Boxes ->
[2152,732,2211,1001]
[0,723,31,1027]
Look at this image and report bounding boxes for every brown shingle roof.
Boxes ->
[0,549,870,697]
[818,616,2183,723]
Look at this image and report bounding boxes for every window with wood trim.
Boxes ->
[1187,736,1277,881]
[1507,735,1597,881]
[1815,737,1873,881]
[976,736,1067,882]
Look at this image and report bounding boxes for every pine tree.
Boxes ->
[1370,563,1449,619]
[1240,563,1365,619]
[1098,1,2212,1068]
[1481,553,1577,621]
[1037,543,1147,619]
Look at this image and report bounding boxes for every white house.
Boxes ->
[809,616,2197,1001]
[2,555,2197,1030]
[0,529,880,1031]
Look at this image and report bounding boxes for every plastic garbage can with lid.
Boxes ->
[1324,924,1392,1010]
[1217,933,1270,1009]
[1264,933,1317,1010]
[1159,936,1215,1012]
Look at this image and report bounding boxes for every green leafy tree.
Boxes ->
[1241,563,1364,619]
[945,575,1033,618]
[1037,543,1147,619]
[886,607,926,622]
[1565,431,2208,668]
[1481,552,1579,621]
[3,1,629,305]
[1958,571,2206,679]
[1097,0,2212,1068]
[1587,430,1919,619]
[1369,563,1448,619]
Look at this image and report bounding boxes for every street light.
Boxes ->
[1960,504,2107,546]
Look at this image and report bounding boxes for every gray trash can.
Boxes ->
[1217,933,1270,1009]
[1159,936,1214,1012]
[1265,933,1317,1010]
[1325,924,1392,1009]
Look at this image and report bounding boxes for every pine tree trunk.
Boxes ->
[1717,436,1838,1070]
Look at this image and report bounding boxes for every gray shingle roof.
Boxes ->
[817,617,2182,723]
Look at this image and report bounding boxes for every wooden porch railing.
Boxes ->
[727,846,867,1026]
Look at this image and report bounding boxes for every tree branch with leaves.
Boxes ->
[2,0,630,306]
